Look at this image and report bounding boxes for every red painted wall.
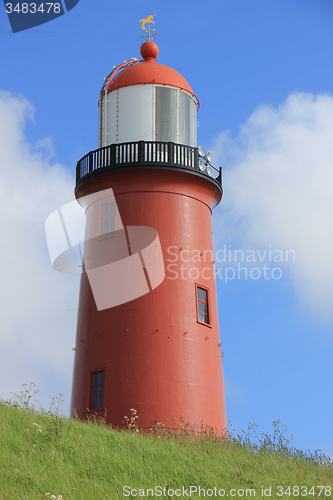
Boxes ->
[71,167,227,433]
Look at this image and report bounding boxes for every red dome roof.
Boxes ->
[106,41,194,96]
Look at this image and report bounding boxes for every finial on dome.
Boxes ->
[139,14,158,41]
[140,41,159,61]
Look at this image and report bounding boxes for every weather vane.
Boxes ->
[140,14,158,41]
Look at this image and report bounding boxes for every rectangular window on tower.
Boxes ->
[103,203,116,237]
[91,371,105,409]
[196,286,210,325]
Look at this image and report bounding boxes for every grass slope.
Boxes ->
[0,402,332,500]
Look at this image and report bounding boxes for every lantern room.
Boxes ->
[99,41,198,148]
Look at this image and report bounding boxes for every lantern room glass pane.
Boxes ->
[155,87,196,147]
[155,86,177,143]
[179,91,191,146]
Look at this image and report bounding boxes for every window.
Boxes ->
[197,287,209,324]
[91,371,104,409]
[103,203,115,237]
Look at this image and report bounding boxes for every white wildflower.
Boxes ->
[32,422,43,433]
[45,492,63,499]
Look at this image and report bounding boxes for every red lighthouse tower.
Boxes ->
[70,38,227,433]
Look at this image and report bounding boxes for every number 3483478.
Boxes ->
[5,3,61,14]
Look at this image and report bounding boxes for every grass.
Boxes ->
[0,387,332,499]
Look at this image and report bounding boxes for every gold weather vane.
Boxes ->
[140,14,158,41]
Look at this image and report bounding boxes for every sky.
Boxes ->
[1,0,333,459]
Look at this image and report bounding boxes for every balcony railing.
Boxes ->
[76,141,222,190]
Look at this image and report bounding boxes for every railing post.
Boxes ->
[138,141,144,164]
[194,147,199,171]
[76,161,80,184]
[89,152,93,173]
[97,149,100,169]
[111,144,116,168]
[216,166,222,187]
[168,142,173,166]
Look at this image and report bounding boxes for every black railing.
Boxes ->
[76,141,222,189]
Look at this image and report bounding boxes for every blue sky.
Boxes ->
[1,0,333,458]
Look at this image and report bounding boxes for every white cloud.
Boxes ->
[0,91,80,413]
[211,92,333,323]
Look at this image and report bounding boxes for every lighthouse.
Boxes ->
[70,32,227,433]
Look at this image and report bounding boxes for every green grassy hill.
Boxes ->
[0,401,332,500]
